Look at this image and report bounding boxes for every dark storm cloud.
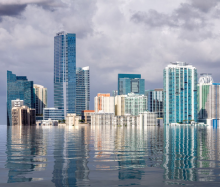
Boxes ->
[131,2,207,30]
[0,0,64,20]
[0,3,27,17]
[190,0,219,13]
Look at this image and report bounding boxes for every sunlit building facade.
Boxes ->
[163,62,197,124]
[34,84,47,116]
[54,31,76,118]
[7,71,35,126]
[94,93,115,113]
[197,74,220,125]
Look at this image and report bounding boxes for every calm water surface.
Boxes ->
[0,125,220,186]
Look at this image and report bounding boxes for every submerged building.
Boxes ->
[197,74,220,125]
[163,62,198,124]
[7,71,35,126]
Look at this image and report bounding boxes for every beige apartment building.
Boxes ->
[34,84,47,115]
[11,105,36,126]
[94,93,115,113]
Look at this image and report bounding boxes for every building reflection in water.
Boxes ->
[52,125,90,187]
[90,124,164,181]
[163,125,220,182]
[6,126,47,183]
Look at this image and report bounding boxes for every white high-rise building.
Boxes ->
[163,62,198,124]
[197,74,220,126]
[34,84,47,115]
[94,93,115,113]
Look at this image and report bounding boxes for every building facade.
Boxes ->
[76,66,90,115]
[7,71,35,126]
[81,110,94,124]
[197,74,220,124]
[34,84,47,116]
[125,93,147,116]
[11,105,36,126]
[139,111,158,126]
[115,95,126,116]
[94,93,115,113]
[118,74,145,95]
[65,113,80,126]
[43,108,64,121]
[54,31,76,118]
[145,89,164,118]
[163,62,197,124]
[91,111,115,125]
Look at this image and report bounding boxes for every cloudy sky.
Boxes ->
[1,0,220,124]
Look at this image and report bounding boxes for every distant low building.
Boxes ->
[43,108,64,120]
[91,111,115,125]
[40,119,58,126]
[11,105,36,126]
[66,113,80,126]
[139,111,158,126]
[81,110,94,124]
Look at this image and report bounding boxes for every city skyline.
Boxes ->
[1,0,220,124]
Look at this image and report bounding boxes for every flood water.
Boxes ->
[0,124,220,186]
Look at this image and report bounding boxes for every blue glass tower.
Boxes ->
[54,31,76,117]
[118,74,145,95]
[76,66,90,115]
[163,62,197,124]
[7,71,35,126]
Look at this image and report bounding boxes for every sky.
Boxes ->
[1,0,220,124]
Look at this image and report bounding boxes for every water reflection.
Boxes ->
[3,125,220,186]
[163,125,220,182]
[52,126,90,187]
[6,126,46,183]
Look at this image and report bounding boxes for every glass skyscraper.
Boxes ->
[76,66,90,115]
[54,31,76,117]
[7,71,35,126]
[118,74,145,95]
[163,62,197,124]
[145,89,164,118]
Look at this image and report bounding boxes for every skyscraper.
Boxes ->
[34,84,47,116]
[54,31,76,117]
[163,62,197,124]
[145,89,164,118]
[7,71,35,126]
[118,74,145,95]
[76,66,90,115]
[197,74,220,125]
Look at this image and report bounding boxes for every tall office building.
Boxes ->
[197,74,220,125]
[34,84,47,116]
[145,89,164,118]
[54,31,76,118]
[76,66,90,115]
[163,62,197,124]
[7,71,35,126]
[118,74,145,95]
